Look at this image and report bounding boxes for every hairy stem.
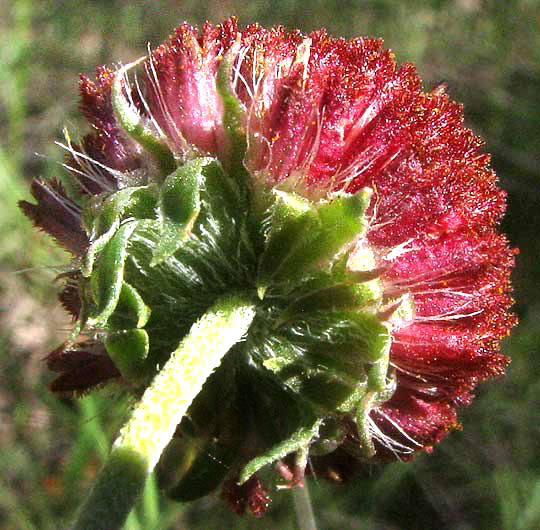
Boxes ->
[73,294,256,530]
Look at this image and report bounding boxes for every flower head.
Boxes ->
[21,17,515,516]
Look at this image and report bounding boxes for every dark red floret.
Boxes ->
[221,474,271,517]
[19,179,88,255]
[45,341,120,395]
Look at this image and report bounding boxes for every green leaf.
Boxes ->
[266,190,312,235]
[276,281,382,326]
[105,329,150,382]
[264,312,392,419]
[216,39,247,170]
[199,158,244,224]
[300,373,357,411]
[239,419,322,485]
[82,187,149,277]
[107,282,151,330]
[124,185,159,219]
[157,435,233,502]
[285,311,392,365]
[257,204,319,295]
[88,220,138,327]
[366,326,392,393]
[150,158,207,265]
[112,59,176,176]
[257,189,372,292]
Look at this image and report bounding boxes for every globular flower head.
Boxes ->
[20,17,516,516]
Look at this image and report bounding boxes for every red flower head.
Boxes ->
[20,17,516,516]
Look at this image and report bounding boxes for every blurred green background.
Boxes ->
[1,0,539,528]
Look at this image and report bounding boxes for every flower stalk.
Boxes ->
[73,294,256,530]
